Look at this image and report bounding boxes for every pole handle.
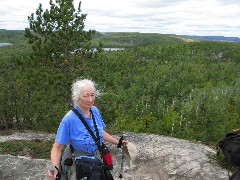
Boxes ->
[117,135,126,148]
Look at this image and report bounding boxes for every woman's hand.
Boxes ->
[122,139,128,146]
[47,167,58,180]
[103,130,128,147]
[117,135,128,148]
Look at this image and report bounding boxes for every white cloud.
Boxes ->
[0,0,50,29]
[0,0,239,37]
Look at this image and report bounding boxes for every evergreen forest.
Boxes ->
[0,29,240,147]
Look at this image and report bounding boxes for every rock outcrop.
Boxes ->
[0,131,229,180]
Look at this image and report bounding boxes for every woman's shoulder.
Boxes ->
[61,110,75,122]
[91,106,103,117]
[91,106,99,112]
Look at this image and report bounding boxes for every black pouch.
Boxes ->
[101,165,114,180]
[64,158,73,166]
[75,158,102,179]
[217,130,240,166]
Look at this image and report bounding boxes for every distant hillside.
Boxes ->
[0,29,190,47]
[92,32,188,47]
[184,35,240,42]
[0,29,26,44]
[1,29,239,47]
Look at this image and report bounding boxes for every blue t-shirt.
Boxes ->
[55,106,106,153]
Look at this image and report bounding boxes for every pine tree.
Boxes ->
[25,0,96,76]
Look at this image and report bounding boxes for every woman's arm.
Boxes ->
[50,142,65,167]
[103,130,128,146]
[47,141,65,180]
[103,130,119,145]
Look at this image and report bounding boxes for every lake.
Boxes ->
[0,43,12,46]
[92,47,125,52]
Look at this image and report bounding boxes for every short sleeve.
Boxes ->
[55,116,70,145]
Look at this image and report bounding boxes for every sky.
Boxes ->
[0,0,240,37]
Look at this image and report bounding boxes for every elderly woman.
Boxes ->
[47,79,127,180]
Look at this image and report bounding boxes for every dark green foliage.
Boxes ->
[0,30,240,147]
[89,41,240,145]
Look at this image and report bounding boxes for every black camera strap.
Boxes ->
[72,108,114,180]
[72,108,102,152]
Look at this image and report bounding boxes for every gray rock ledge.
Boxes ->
[0,132,229,180]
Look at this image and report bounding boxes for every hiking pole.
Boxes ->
[117,135,126,179]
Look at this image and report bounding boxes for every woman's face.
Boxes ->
[77,85,95,110]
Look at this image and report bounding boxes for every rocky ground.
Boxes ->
[0,131,230,180]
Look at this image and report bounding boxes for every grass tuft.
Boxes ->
[0,139,54,159]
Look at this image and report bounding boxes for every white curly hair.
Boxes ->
[71,79,100,106]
